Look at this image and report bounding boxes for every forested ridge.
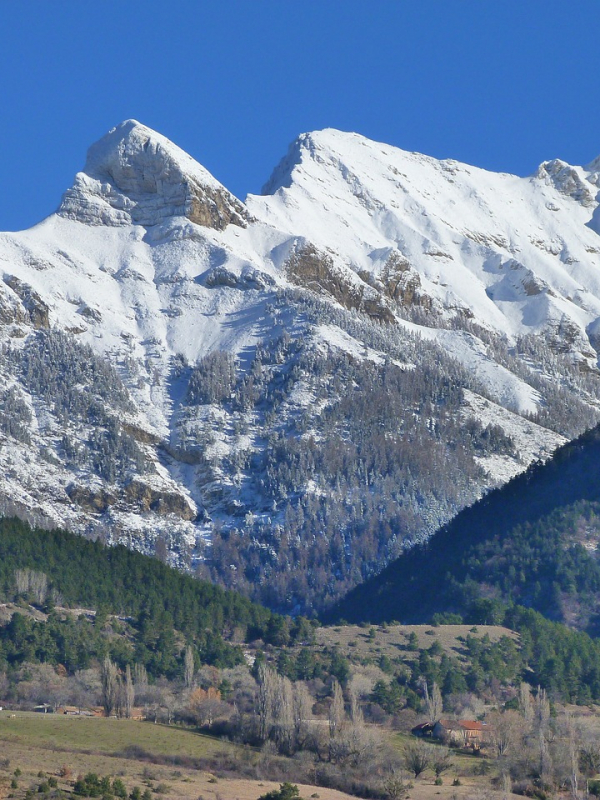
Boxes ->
[0,516,302,678]
[329,422,600,628]
[3,290,599,617]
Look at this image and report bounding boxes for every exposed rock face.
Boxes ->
[378,252,432,310]
[66,484,116,514]
[535,159,596,207]
[0,283,28,326]
[65,480,195,521]
[121,423,161,446]
[58,120,250,230]
[204,264,275,290]
[123,480,196,520]
[187,181,249,230]
[286,244,395,323]
[4,277,50,328]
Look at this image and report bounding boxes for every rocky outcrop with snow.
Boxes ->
[58,120,250,229]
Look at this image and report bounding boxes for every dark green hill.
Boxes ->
[0,516,297,677]
[328,423,600,631]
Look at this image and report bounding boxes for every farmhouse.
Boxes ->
[432,718,491,749]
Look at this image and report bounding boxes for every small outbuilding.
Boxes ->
[411,722,435,738]
[33,704,53,714]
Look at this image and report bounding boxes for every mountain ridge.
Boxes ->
[1,120,600,612]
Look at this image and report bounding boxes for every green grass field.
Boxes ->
[0,712,243,800]
[0,711,228,758]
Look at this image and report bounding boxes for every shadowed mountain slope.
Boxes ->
[328,423,600,631]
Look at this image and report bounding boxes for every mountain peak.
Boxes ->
[260,127,431,197]
[260,128,351,194]
[260,132,312,194]
[58,120,250,230]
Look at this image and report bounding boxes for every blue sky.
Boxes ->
[1,1,600,231]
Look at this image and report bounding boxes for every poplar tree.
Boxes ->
[124,664,135,718]
[184,645,194,689]
[100,655,118,717]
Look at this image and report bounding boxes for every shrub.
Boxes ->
[258,784,304,800]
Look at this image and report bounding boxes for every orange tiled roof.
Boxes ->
[438,718,463,730]
[459,720,484,731]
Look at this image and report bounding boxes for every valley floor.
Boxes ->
[0,713,524,800]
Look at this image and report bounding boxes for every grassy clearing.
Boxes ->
[315,623,517,664]
[0,711,227,758]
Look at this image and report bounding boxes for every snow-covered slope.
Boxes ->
[0,121,294,555]
[250,129,600,363]
[1,120,599,612]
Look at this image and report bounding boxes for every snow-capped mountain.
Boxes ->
[1,120,600,612]
[252,128,600,369]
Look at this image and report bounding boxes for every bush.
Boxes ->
[258,785,304,800]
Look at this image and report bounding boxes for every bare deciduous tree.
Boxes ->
[565,712,580,800]
[188,686,223,728]
[14,568,48,605]
[257,663,278,742]
[534,687,552,784]
[141,684,164,724]
[431,746,452,778]
[329,679,345,738]
[519,682,533,724]
[404,739,432,779]
[487,710,522,758]
[348,680,364,725]
[133,662,148,690]
[273,674,295,755]
[424,681,443,725]
[71,669,98,712]
[384,769,411,800]
[579,729,600,778]
[292,681,313,750]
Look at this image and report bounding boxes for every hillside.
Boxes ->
[0,516,297,678]
[329,423,600,635]
[4,121,600,612]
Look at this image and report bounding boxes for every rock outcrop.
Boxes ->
[58,120,250,230]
